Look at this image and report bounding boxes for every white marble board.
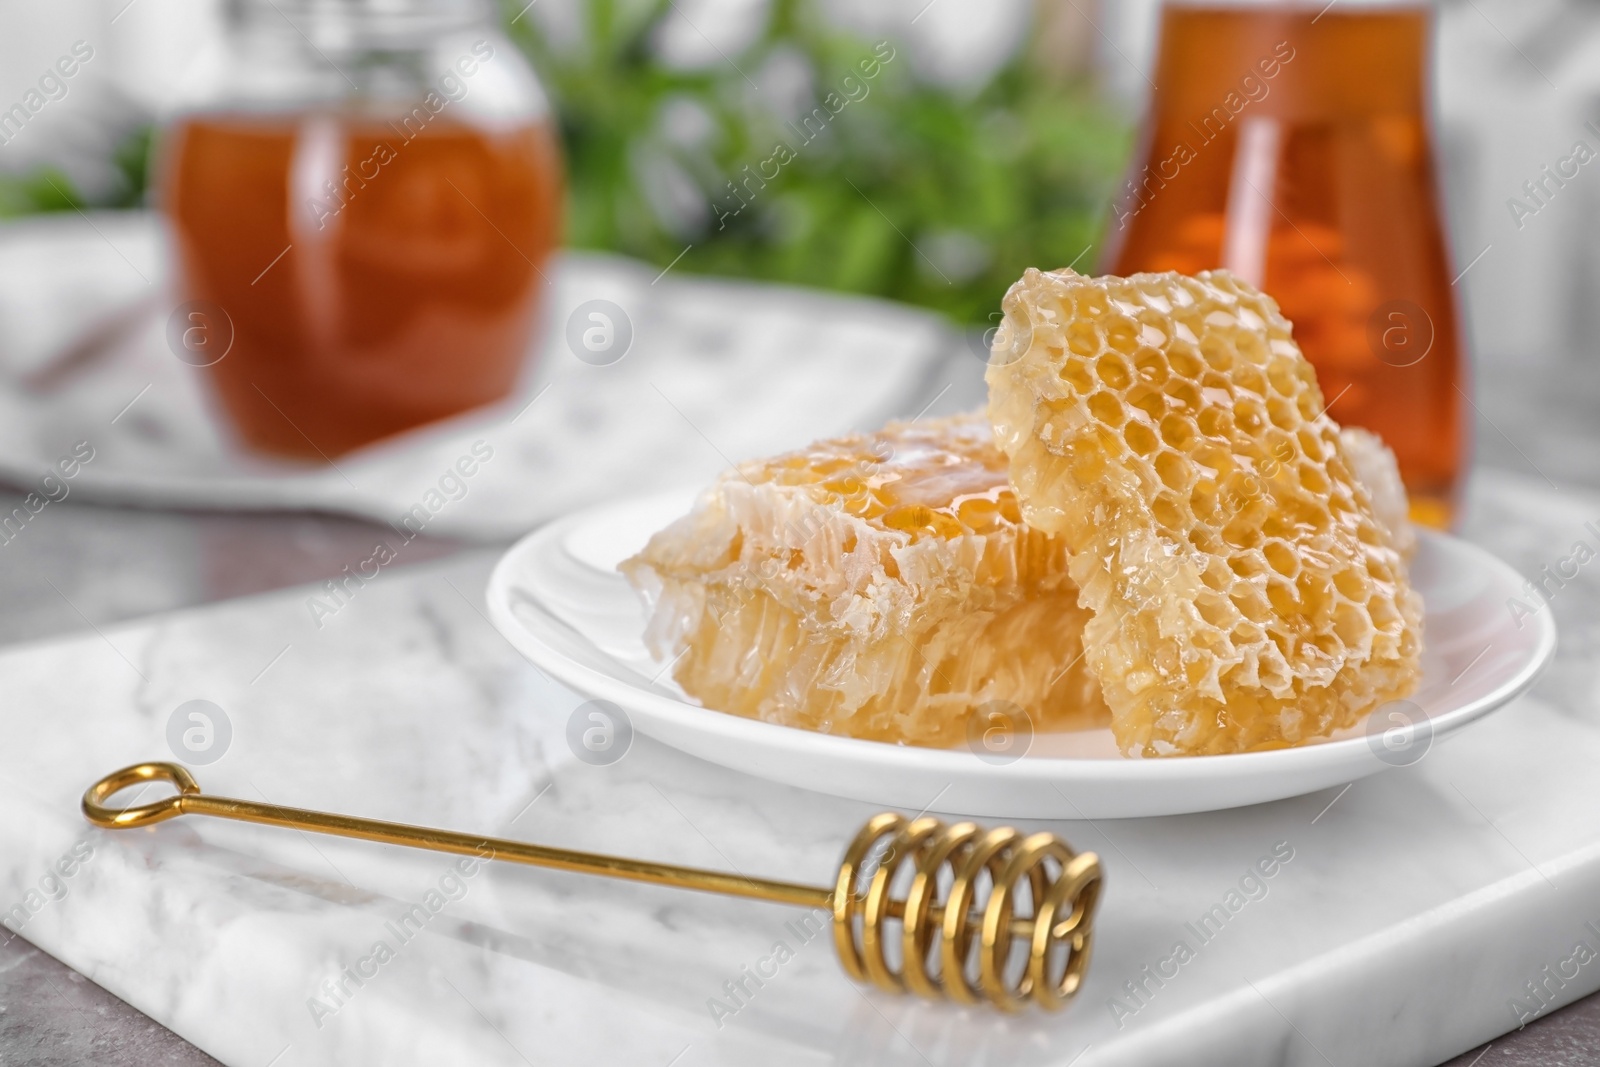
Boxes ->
[0,548,1596,1067]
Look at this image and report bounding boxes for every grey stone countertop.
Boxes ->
[2,355,1598,1067]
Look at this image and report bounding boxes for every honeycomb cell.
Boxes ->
[956,496,1002,532]
[883,503,965,540]
[1127,383,1168,421]
[1088,391,1126,426]
[986,266,1423,756]
[1197,406,1234,438]
[1160,414,1198,449]
[1296,570,1333,610]
[1267,361,1298,396]
[1263,540,1299,578]
[1097,354,1133,389]
[1231,587,1271,623]
[1333,565,1370,601]
[1236,329,1269,366]
[1298,461,1331,496]
[1188,525,1222,556]
[1268,395,1300,431]
[1370,596,1401,633]
[1235,364,1268,397]
[1196,592,1233,628]
[1106,318,1137,353]
[1156,450,1193,491]
[1298,426,1325,461]
[1067,321,1100,357]
[1138,321,1169,347]
[1124,421,1159,456]
[1266,578,1299,617]
[1333,602,1369,646]
[621,413,1109,747]
[1201,557,1233,591]
[1166,379,1202,413]
[1229,552,1266,579]
[1193,441,1233,476]
[1059,359,1095,394]
[1138,288,1172,314]
[1134,348,1170,385]
[1222,515,1263,550]
[1152,493,1185,529]
[1168,347,1204,378]
[1200,335,1235,371]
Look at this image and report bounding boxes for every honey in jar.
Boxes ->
[161,0,561,458]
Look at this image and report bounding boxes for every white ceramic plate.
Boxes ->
[487,490,1556,819]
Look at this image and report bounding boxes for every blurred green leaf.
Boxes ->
[506,0,1128,326]
[0,167,85,218]
[108,125,153,209]
[0,125,152,218]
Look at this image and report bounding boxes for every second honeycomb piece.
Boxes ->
[620,413,1107,747]
[986,267,1423,757]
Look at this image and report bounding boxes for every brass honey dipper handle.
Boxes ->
[83,762,825,907]
[84,762,1101,1013]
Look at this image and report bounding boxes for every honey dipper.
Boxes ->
[83,761,1101,1012]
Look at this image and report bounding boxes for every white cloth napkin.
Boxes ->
[0,213,955,539]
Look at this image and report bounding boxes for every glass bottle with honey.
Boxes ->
[161,0,563,458]
[1103,1,1463,527]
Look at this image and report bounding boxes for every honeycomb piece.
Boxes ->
[986,267,1423,757]
[620,413,1107,747]
[1339,427,1417,563]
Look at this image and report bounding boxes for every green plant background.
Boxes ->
[0,0,1127,328]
